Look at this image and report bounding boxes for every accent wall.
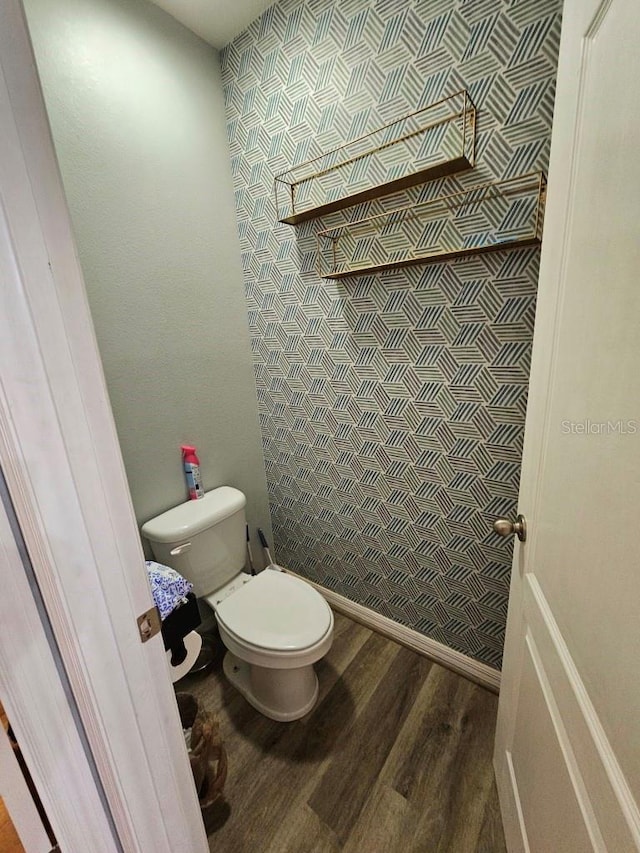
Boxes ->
[221,0,562,667]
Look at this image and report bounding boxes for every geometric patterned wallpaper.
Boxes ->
[221,0,562,669]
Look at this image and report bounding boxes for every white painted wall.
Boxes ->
[24,0,271,549]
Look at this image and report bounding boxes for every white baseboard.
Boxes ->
[288,571,501,693]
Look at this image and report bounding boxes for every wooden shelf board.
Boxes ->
[278,155,473,225]
[321,236,541,279]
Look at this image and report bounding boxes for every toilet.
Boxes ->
[141,486,334,721]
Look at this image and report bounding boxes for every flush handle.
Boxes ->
[493,514,527,542]
[170,542,191,556]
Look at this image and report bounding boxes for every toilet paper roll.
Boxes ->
[167,630,203,683]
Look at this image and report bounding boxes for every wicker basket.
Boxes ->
[176,693,227,814]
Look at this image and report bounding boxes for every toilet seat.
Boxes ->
[214,570,332,652]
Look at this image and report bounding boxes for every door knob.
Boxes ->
[493,514,527,542]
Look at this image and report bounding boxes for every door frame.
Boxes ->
[0,3,208,851]
[0,469,111,852]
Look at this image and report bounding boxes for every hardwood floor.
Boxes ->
[0,703,25,853]
[180,613,506,853]
[0,798,25,853]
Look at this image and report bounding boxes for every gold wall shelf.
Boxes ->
[316,172,547,279]
[275,90,476,225]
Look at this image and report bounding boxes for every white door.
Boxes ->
[494,0,640,850]
[0,3,208,851]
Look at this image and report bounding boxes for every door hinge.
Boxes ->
[137,606,161,643]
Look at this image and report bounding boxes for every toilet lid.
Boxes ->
[215,571,332,652]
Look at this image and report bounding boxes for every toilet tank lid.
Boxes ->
[141,486,246,544]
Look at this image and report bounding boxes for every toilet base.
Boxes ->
[223,652,319,722]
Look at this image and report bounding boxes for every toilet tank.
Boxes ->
[141,487,247,597]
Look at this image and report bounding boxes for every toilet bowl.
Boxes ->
[141,487,334,722]
[208,569,333,721]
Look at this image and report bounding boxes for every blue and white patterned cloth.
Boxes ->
[145,560,193,621]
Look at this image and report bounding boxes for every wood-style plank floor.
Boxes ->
[0,797,25,853]
[180,613,506,853]
[0,703,25,853]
